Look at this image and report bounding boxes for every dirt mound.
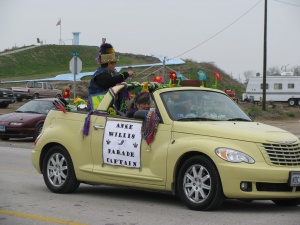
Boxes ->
[239,101,300,121]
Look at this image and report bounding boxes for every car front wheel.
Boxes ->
[0,102,9,108]
[177,156,224,211]
[1,137,10,141]
[33,123,43,140]
[43,145,80,193]
[32,94,39,99]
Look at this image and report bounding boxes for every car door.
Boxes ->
[46,83,55,97]
[37,82,47,98]
[90,114,172,188]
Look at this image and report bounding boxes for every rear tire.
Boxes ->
[32,94,39,100]
[288,98,295,107]
[43,145,80,193]
[272,199,300,206]
[177,156,224,211]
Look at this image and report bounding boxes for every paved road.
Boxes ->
[0,139,300,225]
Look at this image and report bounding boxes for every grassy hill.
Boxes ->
[0,45,245,97]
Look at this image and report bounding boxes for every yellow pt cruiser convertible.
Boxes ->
[32,82,300,211]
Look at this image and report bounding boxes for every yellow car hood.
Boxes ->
[173,121,297,143]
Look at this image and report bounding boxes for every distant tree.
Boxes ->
[243,70,255,82]
[291,65,300,76]
[268,66,280,75]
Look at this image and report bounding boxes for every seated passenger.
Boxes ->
[172,94,196,119]
[126,92,151,118]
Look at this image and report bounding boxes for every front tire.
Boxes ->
[33,123,43,140]
[32,94,39,99]
[43,145,80,193]
[0,102,9,108]
[177,156,224,211]
[0,137,10,141]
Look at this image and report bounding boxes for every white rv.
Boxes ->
[242,74,300,106]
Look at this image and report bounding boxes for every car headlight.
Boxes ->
[10,122,23,126]
[215,147,255,164]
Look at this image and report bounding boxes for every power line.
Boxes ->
[274,0,300,7]
[171,0,263,59]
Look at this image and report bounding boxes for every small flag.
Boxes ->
[56,19,61,26]
[197,70,207,81]
[214,72,221,81]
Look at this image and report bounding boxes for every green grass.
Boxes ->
[284,112,295,117]
[0,44,245,97]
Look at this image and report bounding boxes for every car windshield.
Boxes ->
[161,90,252,122]
[15,100,54,114]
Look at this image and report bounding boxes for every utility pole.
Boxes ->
[162,57,166,83]
[262,0,267,111]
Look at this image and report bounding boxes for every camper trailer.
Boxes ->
[242,74,300,106]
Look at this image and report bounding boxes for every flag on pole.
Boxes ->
[56,19,61,26]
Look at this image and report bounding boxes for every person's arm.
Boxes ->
[125,108,137,118]
[94,72,130,89]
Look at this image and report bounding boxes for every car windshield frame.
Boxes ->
[161,90,252,122]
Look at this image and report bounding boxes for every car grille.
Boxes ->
[0,90,14,98]
[259,142,300,166]
[7,91,14,97]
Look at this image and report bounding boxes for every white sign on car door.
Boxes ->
[102,120,142,168]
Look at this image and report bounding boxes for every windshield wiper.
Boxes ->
[22,111,40,114]
[227,118,252,121]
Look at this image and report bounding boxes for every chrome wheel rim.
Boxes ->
[183,164,211,203]
[47,153,68,187]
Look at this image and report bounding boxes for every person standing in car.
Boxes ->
[88,40,135,95]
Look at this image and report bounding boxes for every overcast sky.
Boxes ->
[1,0,299,81]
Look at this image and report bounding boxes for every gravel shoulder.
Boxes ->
[255,119,300,138]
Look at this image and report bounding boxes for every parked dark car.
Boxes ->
[0,88,15,108]
[0,98,56,141]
